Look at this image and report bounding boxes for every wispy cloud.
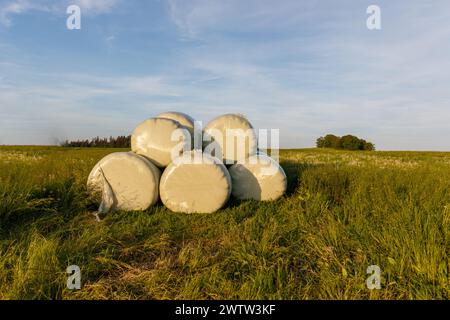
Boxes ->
[0,0,121,26]
[167,0,321,39]
[1,1,450,149]
[162,0,450,150]
[73,0,121,13]
[0,0,51,26]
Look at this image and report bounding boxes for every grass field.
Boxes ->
[0,146,448,299]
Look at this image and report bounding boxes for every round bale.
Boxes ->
[160,151,231,213]
[157,111,196,149]
[87,152,161,211]
[131,117,191,168]
[228,153,287,201]
[157,111,195,137]
[203,114,257,165]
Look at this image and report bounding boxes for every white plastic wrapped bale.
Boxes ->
[160,151,231,213]
[157,111,196,149]
[203,114,257,165]
[229,154,287,201]
[256,149,268,156]
[157,111,195,136]
[87,152,161,212]
[131,117,191,168]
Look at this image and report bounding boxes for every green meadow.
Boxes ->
[0,146,448,299]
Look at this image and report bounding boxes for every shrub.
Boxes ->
[316,134,375,151]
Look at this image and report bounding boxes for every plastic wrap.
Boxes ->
[228,154,287,201]
[203,114,257,164]
[157,111,196,149]
[157,111,195,136]
[87,152,160,212]
[131,117,191,168]
[160,151,231,213]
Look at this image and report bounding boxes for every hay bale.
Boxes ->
[228,154,287,201]
[87,152,160,211]
[160,151,231,213]
[157,111,195,136]
[203,113,257,164]
[131,117,191,168]
[157,111,196,149]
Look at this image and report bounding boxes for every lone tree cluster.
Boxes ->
[316,134,375,151]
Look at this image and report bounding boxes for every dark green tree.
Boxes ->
[339,135,363,150]
[316,134,340,148]
[316,134,375,151]
[61,135,131,148]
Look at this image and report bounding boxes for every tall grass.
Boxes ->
[0,146,448,299]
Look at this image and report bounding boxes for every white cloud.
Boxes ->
[0,0,121,26]
[167,0,329,39]
[73,0,121,13]
[0,0,51,26]
[0,70,184,144]
[1,1,450,149]
[162,0,450,150]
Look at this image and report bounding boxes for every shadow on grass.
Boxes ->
[279,160,324,196]
[224,161,323,213]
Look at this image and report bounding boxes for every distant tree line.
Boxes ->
[61,135,131,148]
[316,134,375,151]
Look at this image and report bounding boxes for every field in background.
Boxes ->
[0,146,448,299]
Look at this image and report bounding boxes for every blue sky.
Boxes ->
[0,0,449,150]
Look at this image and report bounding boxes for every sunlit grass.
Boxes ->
[0,146,448,299]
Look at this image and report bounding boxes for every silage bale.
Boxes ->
[256,149,268,156]
[87,152,160,212]
[203,113,257,165]
[131,117,191,168]
[159,150,231,213]
[228,153,287,201]
[157,111,195,137]
[157,111,196,149]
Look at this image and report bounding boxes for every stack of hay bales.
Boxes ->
[87,112,287,216]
